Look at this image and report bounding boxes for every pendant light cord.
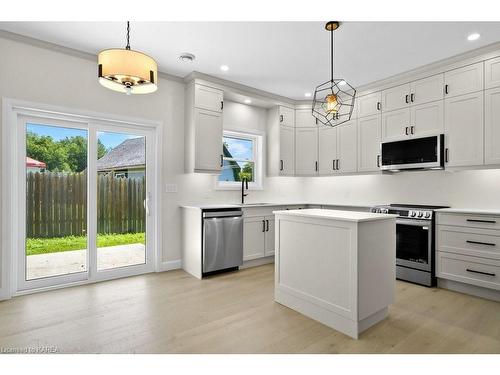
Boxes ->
[126,21,131,50]
[330,26,334,82]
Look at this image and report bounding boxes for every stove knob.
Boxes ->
[424,212,431,219]
[383,208,389,214]
[417,211,424,218]
[410,211,416,217]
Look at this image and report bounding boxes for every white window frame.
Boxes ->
[215,129,263,190]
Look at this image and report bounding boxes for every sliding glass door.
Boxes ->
[17,115,156,291]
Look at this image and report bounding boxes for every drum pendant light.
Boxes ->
[312,21,356,127]
[98,21,158,95]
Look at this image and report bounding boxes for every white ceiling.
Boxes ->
[2,21,500,100]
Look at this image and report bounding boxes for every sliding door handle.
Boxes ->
[220,154,223,167]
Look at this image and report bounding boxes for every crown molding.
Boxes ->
[0,29,184,83]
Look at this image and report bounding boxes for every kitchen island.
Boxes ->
[273,209,397,339]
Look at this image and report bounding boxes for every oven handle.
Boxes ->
[396,219,431,227]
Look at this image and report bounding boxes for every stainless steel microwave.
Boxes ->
[380,134,444,171]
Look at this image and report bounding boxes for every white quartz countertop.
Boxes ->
[436,208,500,215]
[181,202,383,210]
[273,208,398,222]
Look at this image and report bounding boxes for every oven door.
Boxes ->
[396,218,432,271]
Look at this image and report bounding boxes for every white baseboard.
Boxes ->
[438,278,500,302]
[240,256,274,269]
[157,259,182,272]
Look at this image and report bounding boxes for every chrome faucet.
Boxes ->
[241,177,249,204]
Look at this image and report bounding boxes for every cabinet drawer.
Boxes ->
[436,251,500,291]
[437,225,500,260]
[437,213,500,230]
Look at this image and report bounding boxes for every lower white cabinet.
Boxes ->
[444,92,484,167]
[295,127,318,176]
[485,87,500,165]
[243,215,275,261]
[357,114,381,172]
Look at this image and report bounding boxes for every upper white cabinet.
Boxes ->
[279,106,295,127]
[410,74,444,105]
[410,100,444,138]
[337,121,358,173]
[358,114,382,172]
[185,82,224,174]
[485,56,500,89]
[382,83,410,112]
[444,62,484,98]
[194,84,224,112]
[318,127,338,175]
[485,87,500,165]
[295,108,317,128]
[382,108,410,142]
[357,92,382,118]
[295,127,318,176]
[267,106,295,176]
[444,91,484,167]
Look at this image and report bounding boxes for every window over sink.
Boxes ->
[216,130,263,190]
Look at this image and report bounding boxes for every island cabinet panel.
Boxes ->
[274,210,396,339]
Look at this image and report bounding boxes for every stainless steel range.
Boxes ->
[371,204,448,287]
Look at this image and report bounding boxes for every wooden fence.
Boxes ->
[26,172,145,238]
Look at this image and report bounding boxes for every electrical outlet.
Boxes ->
[166,183,178,193]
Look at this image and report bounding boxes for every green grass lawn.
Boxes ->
[26,233,145,256]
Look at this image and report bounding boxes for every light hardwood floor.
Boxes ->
[0,264,499,353]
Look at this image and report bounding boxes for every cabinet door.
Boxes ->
[194,108,223,172]
[382,83,410,112]
[295,108,316,128]
[194,84,224,112]
[318,126,338,175]
[410,100,444,137]
[243,217,265,261]
[444,62,484,98]
[279,126,295,176]
[279,106,295,127]
[381,108,411,142]
[410,74,444,105]
[485,56,500,90]
[358,114,381,172]
[295,127,318,176]
[444,92,484,167]
[357,92,382,118]
[485,87,500,165]
[337,121,357,173]
[264,216,275,256]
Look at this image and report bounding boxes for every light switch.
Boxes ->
[166,183,178,193]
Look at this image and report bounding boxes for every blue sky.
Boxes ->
[224,136,253,160]
[27,123,141,149]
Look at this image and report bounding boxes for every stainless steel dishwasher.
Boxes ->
[202,210,243,275]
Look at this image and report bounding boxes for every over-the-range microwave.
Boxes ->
[380,134,444,171]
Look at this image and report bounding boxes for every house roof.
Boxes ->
[97,137,145,171]
[26,156,46,168]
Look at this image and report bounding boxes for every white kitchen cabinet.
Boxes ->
[243,215,275,261]
[382,108,410,142]
[444,62,484,98]
[279,106,295,127]
[295,108,317,128]
[194,84,224,112]
[243,217,266,261]
[444,91,484,167]
[485,56,500,89]
[358,114,382,172]
[337,121,358,173]
[185,82,224,174]
[267,106,295,176]
[295,127,318,176]
[410,74,444,105]
[318,126,338,175]
[410,100,444,138]
[357,91,382,118]
[485,87,500,165]
[382,83,410,112]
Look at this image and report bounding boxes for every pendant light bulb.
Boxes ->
[326,93,338,113]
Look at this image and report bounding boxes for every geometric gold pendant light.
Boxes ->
[98,21,158,95]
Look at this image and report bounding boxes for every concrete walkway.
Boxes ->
[27,243,146,279]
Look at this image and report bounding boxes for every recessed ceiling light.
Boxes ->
[178,52,196,62]
[467,33,480,41]
[244,99,252,104]
[338,80,347,86]
[220,65,229,72]
[304,92,312,98]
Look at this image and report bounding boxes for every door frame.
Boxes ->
[1,98,163,299]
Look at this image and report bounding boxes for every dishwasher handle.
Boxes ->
[203,210,243,218]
